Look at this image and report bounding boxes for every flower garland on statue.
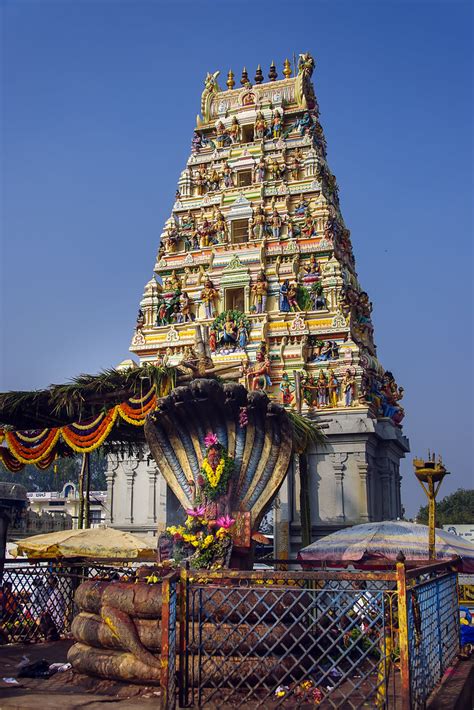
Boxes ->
[166,508,235,569]
[199,432,234,502]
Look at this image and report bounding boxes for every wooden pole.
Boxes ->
[77,454,86,529]
[299,453,312,547]
[84,452,91,529]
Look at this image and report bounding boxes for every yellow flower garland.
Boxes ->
[202,456,225,488]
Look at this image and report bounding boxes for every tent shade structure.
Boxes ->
[11,527,156,560]
[298,520,474,573]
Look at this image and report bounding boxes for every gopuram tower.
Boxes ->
[118,54,409,553]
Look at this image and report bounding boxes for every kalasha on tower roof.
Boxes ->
[130,53,405,426]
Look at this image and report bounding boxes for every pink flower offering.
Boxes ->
[204,432,219,448]
[186,505,206,517]
[216,515,235,529]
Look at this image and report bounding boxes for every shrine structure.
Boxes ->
[112,54,409,554]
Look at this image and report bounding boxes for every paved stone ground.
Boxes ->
[0,639,161,709]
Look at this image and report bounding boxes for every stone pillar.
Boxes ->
[124,461,139,525]
[274,458,293,559]
[147,467,159,524]
[330,453,348,522]
[356,457,370,522]
[105,456,120,525]
[380,471,390,520]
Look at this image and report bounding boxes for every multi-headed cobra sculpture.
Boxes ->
[144,377,294,567]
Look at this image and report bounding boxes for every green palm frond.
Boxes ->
[0,365,176,429]
[287,409,326,454]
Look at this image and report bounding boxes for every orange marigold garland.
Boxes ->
[61,407,118,453]
[5,428,61,464]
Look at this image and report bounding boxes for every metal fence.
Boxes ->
[406,568,459,709]
[0,558,461,709]
[180,568,400,709]
[0,557,154,644]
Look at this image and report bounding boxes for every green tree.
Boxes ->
[416,488,474,526]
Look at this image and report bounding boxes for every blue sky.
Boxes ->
[1,0,472,514]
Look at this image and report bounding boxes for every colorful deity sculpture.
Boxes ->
[327,369,339,407]
[214,208,228,244]
[303,254,321,283]
[163,225,178,254]
[310,283,326,311]
[271,208,282,239]
[294,194,309,216]
[252,270,268,313]
[252,205,267,241]
[254,157,266,183]
[342,369,356,406]
[223,162,233,188]
[198,218,213,248]
[201,279,219,319]
[229,116,241,144]
[179,291,194,322]
[316,370,328,407]
[268,156,285,181]
[195,165,208,195]
[238,320,249,348]
[313,340,338,361]
[301,211,317,237]
[313,121,327,156]
[195,435,234,520]
[215,120,229,148]
[279,373,294,406]
[220,313,238,348]
[168,270,182,292]
[136,309,145,330]
[209,328,217,352]
[248,345,272,391]
[279,280,291,312]
[254,111,267,140]
[209,167,221,192]
[271,110,283,138]
[191,131,203,153]
[288,148,303,180]
[182,210,195,231]
[287,282,301,312]
[296,110,314,136]
[303,374,317,407]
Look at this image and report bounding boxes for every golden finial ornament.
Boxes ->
[268,60,278,81]
[240,67,249,86]
[254,65,264,84]
[283,58,292,78]
[227,69,235,90]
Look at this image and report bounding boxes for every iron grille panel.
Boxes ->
[407,571,459,708]
[185,579,397,709]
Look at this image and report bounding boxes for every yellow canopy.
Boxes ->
[11,526,156,560]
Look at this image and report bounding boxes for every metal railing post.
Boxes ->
[396,559,411,710]
[178,565,189,708]
[160,574,175,710]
